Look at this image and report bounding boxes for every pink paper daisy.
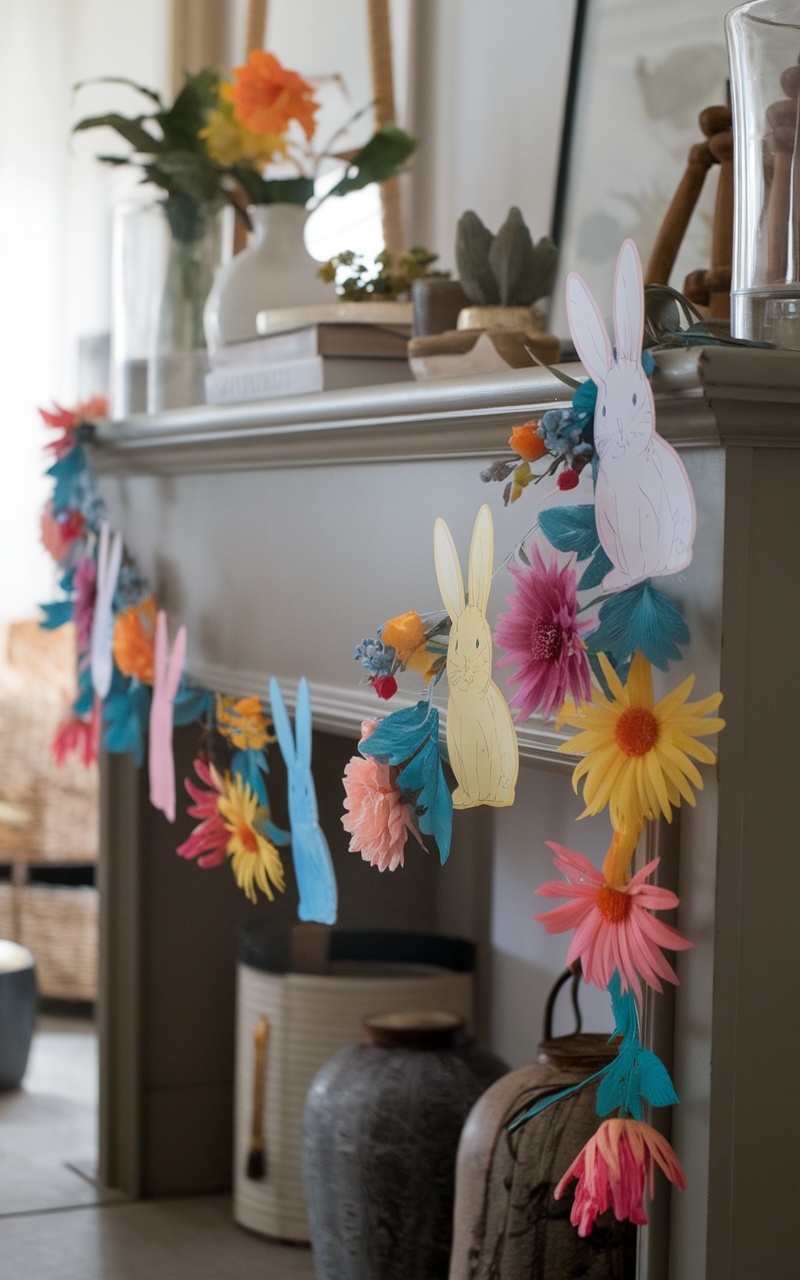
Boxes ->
[51,698,101,768]
[341,720,425,872]
[494,544,593,721]
[555,1118,686,1236]
[176,755,228,869]
[74,553,97,652]
[534,843,692,999]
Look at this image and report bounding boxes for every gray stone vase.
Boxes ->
[303,1011,509,1280]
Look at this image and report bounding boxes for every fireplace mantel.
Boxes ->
[94,347,800,1280]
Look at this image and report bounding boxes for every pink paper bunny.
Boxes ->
[566,239,696,591]
[148,611,187,823]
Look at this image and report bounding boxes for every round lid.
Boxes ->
[537,1031,619,1072]
[0,940,34,974]
[363,1010,466,1049]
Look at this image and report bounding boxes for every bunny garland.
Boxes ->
[36,398,330,915]
[345,240,724,1238]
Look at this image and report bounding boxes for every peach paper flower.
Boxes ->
[341,719,425,872]
[555,1118,686,1236]
[534,842,692,999]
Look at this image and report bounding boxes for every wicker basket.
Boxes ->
[0,883,17,940]
[16,884,98,1001]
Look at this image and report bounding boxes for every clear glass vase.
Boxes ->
[728,2,800,345]
[110,198,163,418]
[148,209,225,413]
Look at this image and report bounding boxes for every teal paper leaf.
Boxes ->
[39,600,73,630]
[539,504,599,560]
[577,544,613,590]
[103,673,151,766]
[173,681,214,728]
[360,701,453,864]
[586,581,690,671]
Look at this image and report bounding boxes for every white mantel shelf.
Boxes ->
[91,345,800,477]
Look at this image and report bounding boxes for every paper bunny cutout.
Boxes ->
[434,504,518,808]
[566,239,696,591]
[90,521,123,700]
[148,611,186,823]
[269,676,337,925]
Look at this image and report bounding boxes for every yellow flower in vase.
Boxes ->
[218,773,285,904]
[201,85,288,168]
[557,651,724,831]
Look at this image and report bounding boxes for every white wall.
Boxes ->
[0,0,170,626]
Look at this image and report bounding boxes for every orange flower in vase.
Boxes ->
[230,50,319,141]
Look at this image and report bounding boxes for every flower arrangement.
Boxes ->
[73,52,418,243]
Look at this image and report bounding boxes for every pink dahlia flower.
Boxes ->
[534,844,692,999]
[494,544,593,721]
[341,720,425,872]
[555,1118,686,1236]
[176,755,228,869]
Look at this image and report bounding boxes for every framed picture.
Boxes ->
[550,0,733,342]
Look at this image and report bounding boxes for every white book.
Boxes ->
[204,355,412,405]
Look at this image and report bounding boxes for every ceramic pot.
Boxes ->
[448,970,636,1279]
[303,1010,509,1280]
[0,940,37,1090]
[203,203,335,350]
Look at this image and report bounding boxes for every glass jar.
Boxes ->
[728,2,800,345]
[110,198,163,418]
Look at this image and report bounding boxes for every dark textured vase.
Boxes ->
[449,971,636,1279]
[303,1011,509,1280]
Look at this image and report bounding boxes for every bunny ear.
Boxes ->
[613,239,645,364]
[269,677,296,766]
[566,271,612,385]
[154,611,168,687]
[467,505,493,615]
[165,626,187,700]
[434,517,465,623]
[97,522,109,583]
[294,677,312,770]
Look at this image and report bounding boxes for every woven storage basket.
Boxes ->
[17,885,98,1000]
[0,883,17,940]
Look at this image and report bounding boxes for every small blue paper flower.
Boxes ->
[354,636,396,678]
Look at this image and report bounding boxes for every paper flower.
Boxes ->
[371,675,398,700]
[534,843,692,998]
[176,756,228,869]
[113,595,158,683]
[558,651,725,830]
[229,50,318,141]
[51,702,100,768]
[216,695,274,751]
[73,553,97,651]
[381,609,442,681]
[354,636,396,679]
[342,719,425,871]
[218,772,285,904]
[40,502,84,563]
[555,1119,686,1236]
[495,545,593,720]
[508,421,547,462]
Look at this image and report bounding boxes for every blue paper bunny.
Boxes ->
[269,676,338,925]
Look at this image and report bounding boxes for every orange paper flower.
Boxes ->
[230,50,318,142]
[509,421,547,462]
[216,695,274,751]
[112,595,157,683]
[382,610,426,662]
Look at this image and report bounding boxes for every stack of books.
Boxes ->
[205,320,413,405]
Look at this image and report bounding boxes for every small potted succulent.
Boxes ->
[455,206,558,345]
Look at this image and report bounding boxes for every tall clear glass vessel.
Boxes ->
[728,2,800,346]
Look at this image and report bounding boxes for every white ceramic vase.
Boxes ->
[203,203,335,350]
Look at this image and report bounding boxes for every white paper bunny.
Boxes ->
[566,239,696,591]
[148,610,186,824]
[269,676,337,925]
[434,504,518,809]
[90,521,123,700]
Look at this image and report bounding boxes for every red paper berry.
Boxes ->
[558,468,580,491]
[372,675,398,700]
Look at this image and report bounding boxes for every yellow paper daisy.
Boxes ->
[557,651,724,830]
[218,773,285,904]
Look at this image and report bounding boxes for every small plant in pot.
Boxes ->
[455,206,558,338]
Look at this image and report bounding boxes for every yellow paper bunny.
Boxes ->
[434,505,519,808]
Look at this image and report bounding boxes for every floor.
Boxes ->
[0,1013,315,1278]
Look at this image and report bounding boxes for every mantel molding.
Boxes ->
[190,662,578,773]
[92,348,728,476]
